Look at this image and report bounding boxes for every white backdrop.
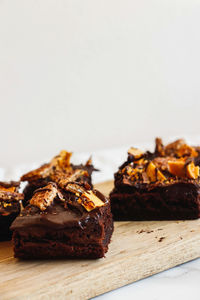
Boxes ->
[0,0,200,168]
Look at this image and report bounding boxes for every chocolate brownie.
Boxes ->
[21,150,95,204]
[0,181,23,240]
[11,176,113,259]
[110,138,200,220]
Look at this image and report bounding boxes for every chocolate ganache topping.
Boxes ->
[11,179,108,230]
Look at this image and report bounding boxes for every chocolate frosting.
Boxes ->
[11,189,108,231]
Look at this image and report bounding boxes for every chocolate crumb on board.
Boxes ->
[136,229,154,234]
[158,237,165,242]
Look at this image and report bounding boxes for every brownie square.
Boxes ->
[12,165,113,259]
[110,138,200,220]
[0,181,23,240]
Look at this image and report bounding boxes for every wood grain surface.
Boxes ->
[1,180,200,300]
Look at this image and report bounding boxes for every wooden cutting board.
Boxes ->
[1,180,200,300]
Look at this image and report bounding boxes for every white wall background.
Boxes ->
[0,0,200,168]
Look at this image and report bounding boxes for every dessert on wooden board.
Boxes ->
[0,181,23,241]
[11,151,113,259]
[110,138,200,220]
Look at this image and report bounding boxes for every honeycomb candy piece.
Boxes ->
[168,160,186,177]
[60,169,88,184]
[21,150,72,182]
[0,181,20,192]
[145,162,166,182]
[0,182,23,202]
[65,182,86,195]
[65,183,105,211]
[176,144,198,158]
[0,185,16,193]
[153,157,171,171]
[125,166,143,181]
[186,162,199,179]
[165,139,185,156]
[128,147,144,159]
[49,150,72,170]
[78,190,105,212]
[126,166,139,177]
[157,170,166,181]
[146,162,157,182]
[134,158,147,165]
[20,164,51,182]
[30,182,64,211]
[157,138,198,159]
[51,169,89,189]
[0,191,24,201]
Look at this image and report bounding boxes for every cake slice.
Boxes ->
[11,174,113,259]
[21,150,95,204]
[110,138,200,220]
[0,181,23,240]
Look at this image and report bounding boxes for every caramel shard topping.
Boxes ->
[0,185,16,193]
[21,150,72,182]
[30,183,64,211]
[128,147,144,159]
[60,169,88,184]
[125,166,143,181]
[146,162,157,182]
[0,183,23,202]
[65,183,86,195]
[124,138,200,183]
[155,138,165,156]
[157,170,166,181]
[157,138,198,159]
[65,183,105,211]
[0,191,24,201]
[134,158,147,165]
[176,144,198,158]
[126,166,140,177]
[49,150,72,171]
[186,162,199,179]
[153,157,170,171]
[125,162,166,183]
[20,163,51,182]
[165,139,185,156]
[168,160,186,178]
[52,169,89,190]
[78,190,105,212]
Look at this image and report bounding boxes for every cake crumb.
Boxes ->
[136,229,153,234]
[158,237,165,242]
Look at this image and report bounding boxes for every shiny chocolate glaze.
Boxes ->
[11,189,108,231]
